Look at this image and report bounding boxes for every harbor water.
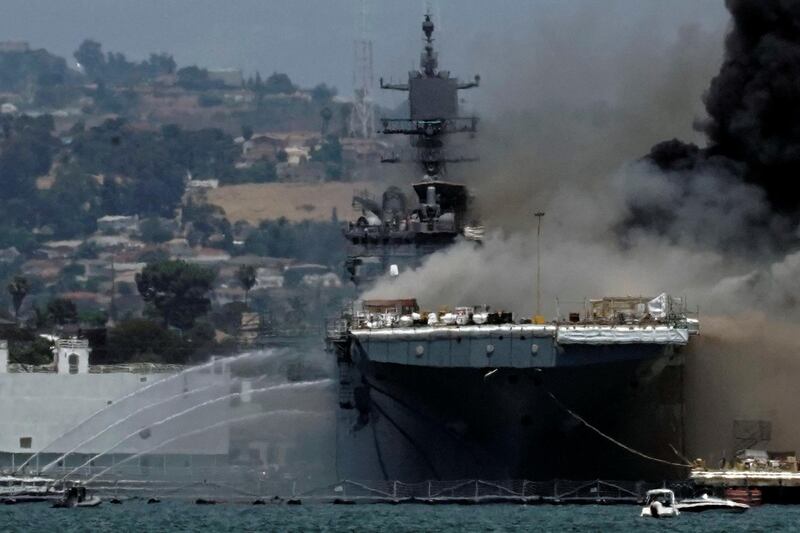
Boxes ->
[1,502,798,532]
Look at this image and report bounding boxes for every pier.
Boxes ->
[691,470,800,504]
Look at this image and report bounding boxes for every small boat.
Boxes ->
[0,475,60,498]
[641,489,680,518]
[676,493,749,513]
[52,486,101,508]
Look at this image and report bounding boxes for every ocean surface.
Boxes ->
[2,501,799,532]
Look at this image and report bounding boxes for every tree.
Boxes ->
[8,330,53,366]
[263,72,296,94]
[7,276,29,320]
[145,53,176,77]
[139,217,173,243]
[311,83,337,103]
[106,318,188,364]
[310,134,342,164]
[135,260,216,330]
[176,66,223,91]
[236,265,257,305]
[47,297,78,325]
[74,40,105,81]
[320,107,333,135]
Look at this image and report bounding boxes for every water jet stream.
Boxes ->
[15,349,282,474]
[85,409,322,485]
[41,382,224,473]
[61,378,332,481]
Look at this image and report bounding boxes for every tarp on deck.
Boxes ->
[556,326,689,345]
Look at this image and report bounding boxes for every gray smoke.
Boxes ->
[364,2,800,463]
[367,4,730,316]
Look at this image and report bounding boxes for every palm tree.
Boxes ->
[7,276,29,321]
[236,265,257,306]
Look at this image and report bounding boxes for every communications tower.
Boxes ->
[348,0,375,138]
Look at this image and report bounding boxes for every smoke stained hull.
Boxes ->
[336,353,687,481]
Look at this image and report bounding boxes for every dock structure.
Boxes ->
[692,470,800,487]
[691,470,800,504]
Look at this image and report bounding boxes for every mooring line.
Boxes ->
[371,399,440,480]
[544,389,692,468]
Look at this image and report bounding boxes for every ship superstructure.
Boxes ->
[344,14,481,285]
[330,14,700,483]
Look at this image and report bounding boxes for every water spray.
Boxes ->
[84,410,323,485]
[15,349,282,474]
[41,383,223,474]
[60,378,332,482]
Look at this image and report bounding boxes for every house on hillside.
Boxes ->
[186,247,231,265]
[0,102,18,115]
[41,240,82,260]
[208,68,243,87]
[283,145,310,166]
[97,215,140,235]
[186,178,219,190]
[88,235,144,252]
[75,259,111,278]
[283,263,341,288]
[340,138,387,164]
[256,268,285,289]
[165,238,192,258]
[0,247,20,264]
[20,259,66,285]
[242,134,287,162]
[231,255,289,269]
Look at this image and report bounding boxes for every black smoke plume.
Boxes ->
[627,0,800,247]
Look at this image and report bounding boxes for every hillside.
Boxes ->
[207,181,380,223]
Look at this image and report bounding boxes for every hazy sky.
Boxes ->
[2,1,729,112]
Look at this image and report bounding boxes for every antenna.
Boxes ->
[349,0,375,139]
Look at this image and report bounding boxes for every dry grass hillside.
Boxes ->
[207,181,380,223]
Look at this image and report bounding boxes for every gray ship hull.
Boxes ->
[334,344,686,482]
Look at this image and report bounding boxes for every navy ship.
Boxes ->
[329,14,698,482]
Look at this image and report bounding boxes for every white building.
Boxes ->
[0,339,232,475]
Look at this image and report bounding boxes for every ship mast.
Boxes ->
[379,13,480,179]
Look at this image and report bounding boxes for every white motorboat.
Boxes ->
[641,489,680,518]
[676,493,749,513]
[0,475,59,497]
